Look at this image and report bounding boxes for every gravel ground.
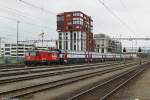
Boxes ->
[106,66,150,100]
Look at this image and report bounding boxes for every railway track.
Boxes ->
[0,60,144,77]
[0,61,118,70]
[0,61,130,77]
[0,61,123,72]
[0,61,137,84]
[0,61,145,99]
[0,64,25,69]
[67,62,150,100]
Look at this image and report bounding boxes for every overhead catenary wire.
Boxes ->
[97,0,135,33]
[19,0,55,15]
[18,0,56,31]
[0,6,47,24]
[0,15,55,30]
[0,16,53,41]
[119,0,139,30]
[0,2,56,32]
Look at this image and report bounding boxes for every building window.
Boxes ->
[73,18,79,21]
[74,33,76,40]
[76,26,79,29]
[102,48,104,53]
[5,48,10,51]
[18,44,24,46]
[59,37,62,40]
[59,41,62,49]
[66,14,71,17]
[5,52,10,55]
[11,51,16,53]
[74,45,76,50]
[18,51,24,53]
[80,21,83,25]
[5,44,10,47]
[66,26,69,30]
[73,12,80,16]
[12,44,16,46]
[67,22,72,25]
[18,54,24,56]
[68,26,72,29]
[57,16,64,21]
[70,33,73,50]
[59,33,62,40]
[66,41,68,50]
[80,13,83,17]
[73,20,80,24]
[59,33,62,36]
[11,48,16,50]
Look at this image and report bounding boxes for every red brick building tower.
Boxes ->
[57,11,95,51]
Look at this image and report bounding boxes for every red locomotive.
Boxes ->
[24,50,62,65]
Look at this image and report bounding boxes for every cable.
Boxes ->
[0,4,55,31]
[0,15,55,31]
[0,6,43,24]
[19,0,55,15]
[97,0,135,33]
[119,0,138,30]
[0,4,55,23]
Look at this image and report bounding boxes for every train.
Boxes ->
[24,49,132,65]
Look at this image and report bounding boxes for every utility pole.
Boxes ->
[0,38,1,57]
[16,21,20,63]
[0,37,5,57]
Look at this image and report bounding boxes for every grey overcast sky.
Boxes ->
[0,0,150,47]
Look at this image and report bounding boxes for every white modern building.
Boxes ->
[3,43,34,57]
[94,34,122,53]
[58,32,86,51]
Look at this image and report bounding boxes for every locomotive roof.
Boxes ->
[26,49,59,52]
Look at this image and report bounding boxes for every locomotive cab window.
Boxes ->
[25,52,30,56]
[30,51,36,56]
[36,51,39,56]
[52,53,57,57]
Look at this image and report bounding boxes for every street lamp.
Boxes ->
[16,21,20,63]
